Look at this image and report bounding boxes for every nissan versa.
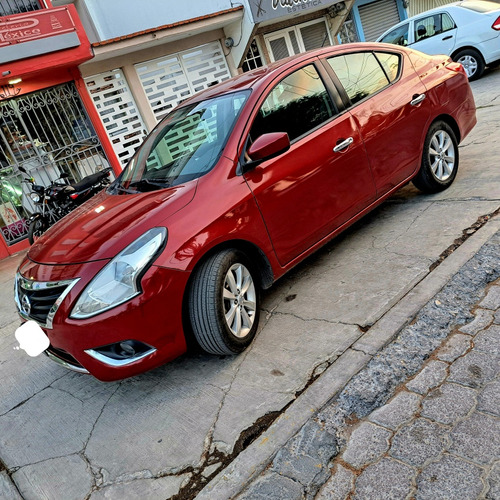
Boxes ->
[14,43,476,381]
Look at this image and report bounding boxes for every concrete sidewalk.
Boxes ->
[207,227,500,499]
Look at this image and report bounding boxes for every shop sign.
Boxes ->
[0,7,76,47]
[250,0,338,22]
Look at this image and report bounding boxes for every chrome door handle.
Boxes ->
[333,137,353,153]
[410,93,426,106]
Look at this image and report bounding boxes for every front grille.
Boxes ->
[15,274,79,328]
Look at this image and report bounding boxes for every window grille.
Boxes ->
[0,0,41,16]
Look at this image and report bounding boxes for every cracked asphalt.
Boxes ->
[1,67,500,500]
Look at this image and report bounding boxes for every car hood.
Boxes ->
[28,181,197,265]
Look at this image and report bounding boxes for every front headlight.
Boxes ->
[71,227,167,319]
[30,192,40,203]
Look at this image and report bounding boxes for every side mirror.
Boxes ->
[18,166,27,174]
[247,132,290,163]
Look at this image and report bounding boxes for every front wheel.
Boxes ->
[188,249,260,355]
[412,121,459,194]
[453,49,484,81]
[28,215,49,244]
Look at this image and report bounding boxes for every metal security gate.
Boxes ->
[135,41,232,121]
[358,0,401,41]
[0,82,110,245]
[85,69,148,167]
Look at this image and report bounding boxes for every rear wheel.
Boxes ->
[412,121,459,194]
[188,249,260,355]
[454,49,484,81]
[28,216,48,244]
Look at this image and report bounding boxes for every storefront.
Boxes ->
[0,1,118,259]
[78,8,243,170]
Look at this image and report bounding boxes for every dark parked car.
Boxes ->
[14,43,476,381]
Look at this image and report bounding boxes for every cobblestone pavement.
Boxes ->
[236,231,500,499]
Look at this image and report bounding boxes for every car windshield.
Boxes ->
[459,0,500,12]
[110,90,249,193]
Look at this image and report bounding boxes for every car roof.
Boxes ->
[178,43,390,106]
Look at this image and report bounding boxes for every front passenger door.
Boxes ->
[243,64,376,266]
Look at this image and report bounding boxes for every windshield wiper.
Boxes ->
[112,184,138,194]
[130,179,171,191]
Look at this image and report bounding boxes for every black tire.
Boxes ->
[413,121,459,194]
[453,49,485,81]
[188,249,260,355]
[28,216,48,244]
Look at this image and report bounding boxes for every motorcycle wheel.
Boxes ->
[28,216,49,245]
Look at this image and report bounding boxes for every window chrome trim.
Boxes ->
[14,273,80,329]
[84,347,157,367]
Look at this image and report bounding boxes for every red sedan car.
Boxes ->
[14,43,476,381]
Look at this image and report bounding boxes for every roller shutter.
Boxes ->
[358,0,401,41]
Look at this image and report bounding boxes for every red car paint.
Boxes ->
[15,44,476,381]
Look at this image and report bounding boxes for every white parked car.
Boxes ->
[377,0,500,80]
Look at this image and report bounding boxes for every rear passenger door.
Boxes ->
[325,50,431,196]
[243,63,376,266]
[411,12,457,56]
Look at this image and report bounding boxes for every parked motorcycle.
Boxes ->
[19,166,112,244]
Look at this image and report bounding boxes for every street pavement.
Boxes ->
[220,224,500,500]
[1,66,500,499]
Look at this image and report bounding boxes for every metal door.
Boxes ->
[0,82,110,245]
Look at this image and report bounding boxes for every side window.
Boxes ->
[249,65,335,143]
[327,52,390,105]
[380,23,409,47]
[414,14,453,42]
[442,13,455,32]
[374,52,401,83]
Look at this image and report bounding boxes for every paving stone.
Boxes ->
[237,472,304,500]
[474,325,500,355]
[341,422,391,469]
[390,418,448,467]
[460,308,494,334]
[13,455,93,500]
[353,458,415,500]
[271,420,337,488]
[449,412,500,465]
[406,361,448,395]
[448,350,499,388]
[0,471,22,500]
[478,378,500,417]
[316,464,354,500]
[494,309,500,325]
[479,285,500,310]
[416,454,484,500]
[436,334,472,362]
[487,462,500,500]
[421,383,477,425]
[369,391,422,430]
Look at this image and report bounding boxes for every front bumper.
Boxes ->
[16,258,190,381]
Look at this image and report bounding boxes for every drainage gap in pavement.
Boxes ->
[429,208,500,272]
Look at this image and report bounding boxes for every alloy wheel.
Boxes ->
[429,130,456,181]
[222,263,256,338]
